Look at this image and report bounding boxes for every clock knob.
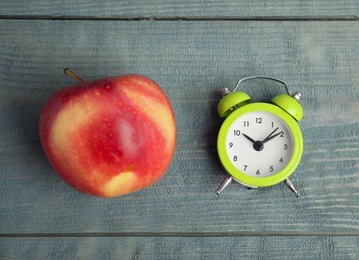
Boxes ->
[217,91,251,118]
[271,94,303,122]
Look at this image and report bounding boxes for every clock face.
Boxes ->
[225,111,294,178]
[217,102,303,188]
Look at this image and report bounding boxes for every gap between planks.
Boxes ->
[0,15,359,22]
[2,232,359,238]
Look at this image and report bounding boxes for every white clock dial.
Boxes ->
[225,111,294,178]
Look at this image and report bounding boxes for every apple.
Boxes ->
[39,69,176,198]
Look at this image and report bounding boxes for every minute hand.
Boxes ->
[261,127,282,144]
[262,131,283,144]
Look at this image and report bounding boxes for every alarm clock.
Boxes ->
[215,76,303,197]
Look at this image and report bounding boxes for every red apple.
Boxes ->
[39,69,176,198]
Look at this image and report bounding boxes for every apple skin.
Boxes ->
[39,74,176,198]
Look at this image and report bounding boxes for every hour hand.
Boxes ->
[242,133,256,144]
[243,133,264,151]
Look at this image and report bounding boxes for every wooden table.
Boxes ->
[1,1,359,259]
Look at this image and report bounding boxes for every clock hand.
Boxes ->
[262,131,284,144]
[261,127,279,143]
[243,133,264,151]
[242,133,256,144]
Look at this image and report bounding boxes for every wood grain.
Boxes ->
[1,0,359,19]
[1,20,359,237]
[2,236,359,259]
[2,7,359,257]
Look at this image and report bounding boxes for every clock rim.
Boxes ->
[217,102,303,187]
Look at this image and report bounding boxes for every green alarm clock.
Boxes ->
[215,76,303,197]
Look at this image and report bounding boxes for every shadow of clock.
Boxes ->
[205,89,231,181]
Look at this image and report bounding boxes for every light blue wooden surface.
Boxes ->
[1,1,359,259]
[1,0,359,18]
[2,236,359,259]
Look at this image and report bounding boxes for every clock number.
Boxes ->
[280,132,284,137]
[233,156,238,162]
[229,142,233,148]
[279,157,283,163]
[271,122,274,128]
[256,118,262,124]
[256,169,260,175]
[233,130,241,136]
[243,165,248,171]
[283,144,288,150]
[270,166,274,172]
[243,121,250,127]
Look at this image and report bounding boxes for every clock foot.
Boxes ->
[284,178,300,197]
[215,175,233,195]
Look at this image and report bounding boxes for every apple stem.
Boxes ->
[63,68,85,84]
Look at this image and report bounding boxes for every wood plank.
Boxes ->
[1,0,359,18]
[1,236,359,259]
[1,20,359,234]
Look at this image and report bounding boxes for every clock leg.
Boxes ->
[284,178,301,197]
[215,175,233,195]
